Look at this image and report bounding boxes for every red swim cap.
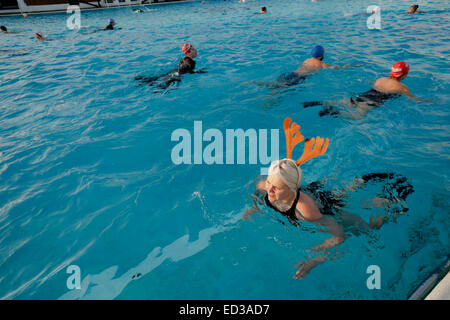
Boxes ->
[390,61,410,79]
[181,43,193,55]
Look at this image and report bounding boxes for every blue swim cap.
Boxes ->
[311,45,324,58]
[109,18,115,24]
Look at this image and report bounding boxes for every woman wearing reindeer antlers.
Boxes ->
[244,117,414,279]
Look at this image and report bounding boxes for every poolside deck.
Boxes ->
[409,259,450,300]
[0,0,191,16]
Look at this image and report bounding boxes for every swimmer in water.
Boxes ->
[293,45,362,77]
[34,31,45,41]
[303,61,431,119]
[135,43,206,92]
[251,45,362,90]
[259,7,267,14]
[1,26,20,34]
[90,19,121,33]
[180,43,198,67]
[244,117,414,278]
[133,8,144,13]
[105,18,116,30]
[407,5,420,13]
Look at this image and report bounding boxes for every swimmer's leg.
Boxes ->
[243,80,281,89]
[303,101,323,108]
[318,104,341,117]
[338,100,375,120]
[302,99,346,117]
[135,75,159,84]
[337,210,387,232]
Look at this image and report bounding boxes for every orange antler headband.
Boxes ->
[283,117,329,166]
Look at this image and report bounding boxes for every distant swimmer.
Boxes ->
[105,18,116,30]
[89,19,121,34]
[180,43,198,66]
[34,31,46,41]
[135,43,206,92]
[274,45,361,88]
[133,8,156,13]
[407,4,420,13]
[1,26,21,34]
[259,7,267,14]
[303,61,431,119]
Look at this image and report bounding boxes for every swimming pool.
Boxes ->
[0,0,449,299]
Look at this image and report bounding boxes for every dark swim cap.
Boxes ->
[0,26,7,32]
[311,45,324,58]
[178,57,196,74]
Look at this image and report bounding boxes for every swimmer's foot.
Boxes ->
[303,101,322,108]
[318,105,340,117]
[369,214,387,230]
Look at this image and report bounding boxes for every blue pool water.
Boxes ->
[0,0,449,299]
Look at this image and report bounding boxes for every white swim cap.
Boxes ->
[268,158,303,192]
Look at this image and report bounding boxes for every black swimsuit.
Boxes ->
[264,173,414,227]
[276,72,307,87]
[351,88,398,106]
[308,89,399,117]
[264,189,301,224]
[264,185,338,226]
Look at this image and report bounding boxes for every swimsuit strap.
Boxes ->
[265,189,300,221]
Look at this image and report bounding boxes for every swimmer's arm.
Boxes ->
[192,67,207,74]
[299,193,346,250]
[294,251,342,279]
[332,63,364,70]
[402,87,433,103]
[293,213,345,279]
[311,216,346,251]
[243,178,266,221]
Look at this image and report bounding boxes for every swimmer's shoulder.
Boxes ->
[373,77,410,94]
[296,191,322,221]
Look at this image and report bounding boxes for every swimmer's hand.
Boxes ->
[404,91,433,103]
[256,180,266,191]
[294,256,326,279]
[414,97,433,103]
[333,63,364,70]
[194,68,207,74]
[243,208,258,220]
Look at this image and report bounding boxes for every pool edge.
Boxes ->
[408,259,450,300]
